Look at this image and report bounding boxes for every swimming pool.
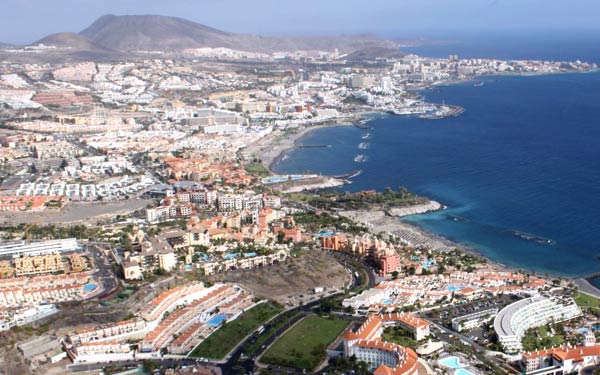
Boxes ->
[83,284,97,292]
[207,314,227,327]
[454,369,476,375]
[263,175,310,184]
[447,285,465,292]
[382,298,393,305]
[439,356,464,369]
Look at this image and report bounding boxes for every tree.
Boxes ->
[277,230,285,244]
[391,270,399,280]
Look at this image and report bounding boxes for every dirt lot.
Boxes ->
[209,250,351,303]
[0,298,133,375]
[0,198,149,225]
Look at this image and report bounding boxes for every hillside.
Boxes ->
[79,14,398,53]
[0,32,125,63]
[35,32,112,52]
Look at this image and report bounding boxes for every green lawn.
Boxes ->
[382,327,417,349]
[189,302,282,359]
[244,163,270,177]
[522,325,564,352]
[261,316,349,370]
[575,292,600,310]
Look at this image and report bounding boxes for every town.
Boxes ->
[1,13,600,375]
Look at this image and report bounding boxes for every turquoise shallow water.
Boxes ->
[273,71,600,277]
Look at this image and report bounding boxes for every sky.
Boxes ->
[1,0,599,44]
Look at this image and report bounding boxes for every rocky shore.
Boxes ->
[271,176,346,193]
[388,201,443,217]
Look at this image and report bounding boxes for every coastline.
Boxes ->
[243,120,355,174]
[339,209,509,273]
[250,70,600,287]
[252,116,521,276]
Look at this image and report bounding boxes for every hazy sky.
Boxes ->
[1,0,599,44]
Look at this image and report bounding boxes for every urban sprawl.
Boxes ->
[0,40,598,375]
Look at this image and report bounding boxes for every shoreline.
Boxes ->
[339,209,510,274]
[253,120,553,279]
[243,120,356,175]
[251,72,600,289]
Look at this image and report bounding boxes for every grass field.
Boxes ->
[575,292,600,310]
[189,302,282,359]
[522,325,564,351]
[261,316,349,370]
[244,163,270,177]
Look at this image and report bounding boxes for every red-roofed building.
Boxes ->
[343,313,425,375]
[522,331,600,374]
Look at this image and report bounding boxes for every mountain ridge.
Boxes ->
[77,14,398,53]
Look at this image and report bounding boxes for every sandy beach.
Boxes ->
[246,115,550,278]
[339,209,508,272]
[243,121,355,173]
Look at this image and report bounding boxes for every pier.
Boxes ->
[351,119,373,130]
[295,144,332,148]
[332,169,362,179]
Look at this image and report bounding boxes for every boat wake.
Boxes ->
[354,154,368,163]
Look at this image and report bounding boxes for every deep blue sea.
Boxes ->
[273,32,600,277]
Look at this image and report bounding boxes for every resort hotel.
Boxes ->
[64,282,255,363]
[522,330,600,374]
[494,295,582,353]
[343,313,429,375]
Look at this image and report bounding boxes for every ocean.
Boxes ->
[273,32,600,278]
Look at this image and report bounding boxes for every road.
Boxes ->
[574,278,600,299]
[85,243,119,300]
[68,249,373,374]
[216,253,370,374]
[424,319,519,374]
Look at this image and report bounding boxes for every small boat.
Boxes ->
[358,142,369,150]
[474,82,485,87]
[362,132,371,139]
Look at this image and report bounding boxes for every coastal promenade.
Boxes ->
[574,278,600,299]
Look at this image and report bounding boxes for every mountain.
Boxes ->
[35,32,112,52]
[20,32,125,62]
[79,14,398,53]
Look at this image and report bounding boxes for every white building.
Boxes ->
[494,296,582,353]
[451,308,498,332]
[0,239,80,259]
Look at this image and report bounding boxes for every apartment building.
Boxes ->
[451,308,498,332]
[0,238,80,259]
[14,254,64,276]
[494,296,582,353]
[0,273,92,308]
[68,318,148,345]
